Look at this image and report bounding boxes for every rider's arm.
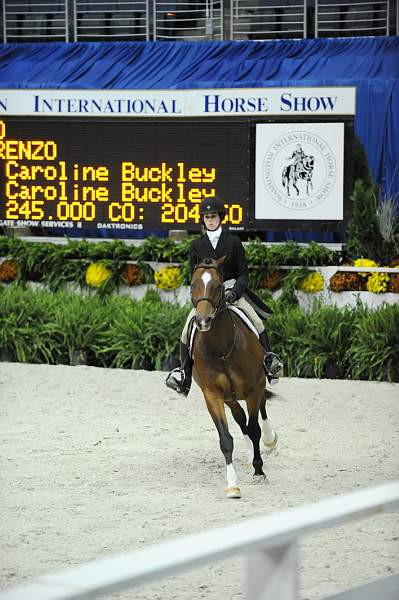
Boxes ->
[189,240,199,275]
[230,239,249,299]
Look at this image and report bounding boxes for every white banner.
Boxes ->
[0,87,356,117]
[255,123,345,221]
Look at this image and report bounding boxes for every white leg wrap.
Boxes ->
[243,434,253,463]
[262,418,277,446]
[226,463,239,488]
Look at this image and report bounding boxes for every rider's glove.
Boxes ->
[225,290,238,304]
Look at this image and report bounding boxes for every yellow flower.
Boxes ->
[85,263,111,288]
[154,266,182,291]
[298,271,324,293]
[354,258,378,277]
[366,272,390,294]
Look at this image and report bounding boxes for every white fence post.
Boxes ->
[248,542,297,600]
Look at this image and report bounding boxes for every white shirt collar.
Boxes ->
[206,226,222,249]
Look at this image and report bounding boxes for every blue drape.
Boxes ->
[1,36,398,235]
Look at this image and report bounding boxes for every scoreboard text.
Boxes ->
[0,118,250,232]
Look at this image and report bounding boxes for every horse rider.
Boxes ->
[287,143,306,168]
[165,196,283,397]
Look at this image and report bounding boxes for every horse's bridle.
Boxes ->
[191,261,237,363]
[191,263,225,314]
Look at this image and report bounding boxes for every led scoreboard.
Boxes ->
[0,87,356,235]
[0,118,251,232]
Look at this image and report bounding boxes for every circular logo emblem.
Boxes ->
[262,131,337,211]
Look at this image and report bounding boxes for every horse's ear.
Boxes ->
[216,256,227,266]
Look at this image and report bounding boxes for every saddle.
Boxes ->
[187,306,258,357]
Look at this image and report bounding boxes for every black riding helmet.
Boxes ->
[199,197,226,219]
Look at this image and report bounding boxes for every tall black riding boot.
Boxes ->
[258,330,283,384]
[165,342,193,397]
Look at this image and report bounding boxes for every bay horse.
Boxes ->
[190,257,278,499]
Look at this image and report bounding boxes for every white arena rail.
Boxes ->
[1,481,398,600]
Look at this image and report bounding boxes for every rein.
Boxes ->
[209,308,238,402]
[211,309,237,361]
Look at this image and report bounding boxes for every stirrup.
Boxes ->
[165,368,190,396]
[264,353,283,383]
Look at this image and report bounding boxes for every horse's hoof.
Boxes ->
[262,431,278,450]
[252,473,267,483]
[226,486,241,499]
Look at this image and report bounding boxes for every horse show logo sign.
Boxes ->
[255,122,344,221]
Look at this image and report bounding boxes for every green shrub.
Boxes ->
[267,303,309,377]
[98,294,187,370]
[353,135,374,189]
[245,239,338,272]
[346,179,385,261]
[0,285,56,363]
[132,236,193,262]
[266,300,398,381]
[43,292,113,366]
[294,303,354,379]
[377,196,399,260]
[1,285,397,382]
[348,303,399,382]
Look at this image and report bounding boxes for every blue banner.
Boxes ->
[0,36,398,233]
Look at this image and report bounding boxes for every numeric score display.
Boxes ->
[0,118,251,232]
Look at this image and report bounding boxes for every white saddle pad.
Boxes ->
[188,306,259,356]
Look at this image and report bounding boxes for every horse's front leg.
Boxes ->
[205,395,241,499]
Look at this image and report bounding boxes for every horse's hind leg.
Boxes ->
[246,388,266,479]
[260,390,278,449]
[205,396,241,499]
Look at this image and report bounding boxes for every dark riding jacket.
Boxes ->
[189,230,248,299]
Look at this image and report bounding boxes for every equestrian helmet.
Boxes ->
[199,197,226,219]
